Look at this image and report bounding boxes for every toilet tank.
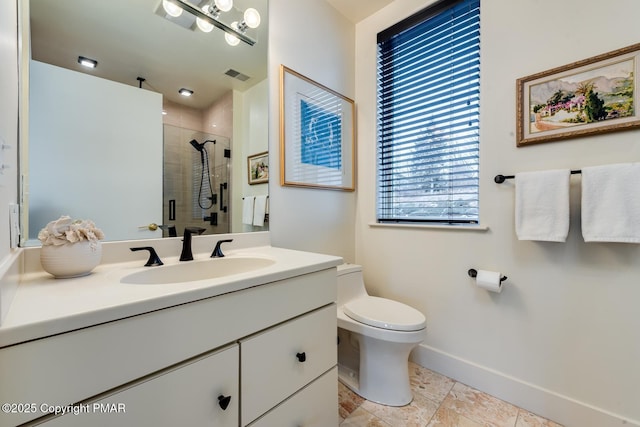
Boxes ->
[336,264,368,304]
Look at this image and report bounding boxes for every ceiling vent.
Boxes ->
[225,69,250,81]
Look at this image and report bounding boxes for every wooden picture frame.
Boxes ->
[279,65,356,190]
[248,151,269,185]
[516,43,640,146]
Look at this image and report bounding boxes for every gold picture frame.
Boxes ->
[516,43,640,146]
[279,65,356,190]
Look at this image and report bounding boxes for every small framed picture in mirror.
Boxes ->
[248,151,269,185]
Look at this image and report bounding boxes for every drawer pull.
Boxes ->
[218,394,232,410]
[296,352,307,363]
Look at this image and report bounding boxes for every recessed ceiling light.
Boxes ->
[179,88,194,97]
[77,56,98,68]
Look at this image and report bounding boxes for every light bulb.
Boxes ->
[243,8,260,29]
[225,22,240,46]
[162,0,183,17]
[196,17,214,32]
[214,0,233,12]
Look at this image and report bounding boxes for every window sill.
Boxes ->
[368,222,490,232]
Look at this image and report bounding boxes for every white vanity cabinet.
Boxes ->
[0,267,338,427]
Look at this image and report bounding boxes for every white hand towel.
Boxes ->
[242,196,255,225]
[581,163,640,243]
[515,169,570,242]
[253,195,268,226]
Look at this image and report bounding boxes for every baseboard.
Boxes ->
[410,344,639,427]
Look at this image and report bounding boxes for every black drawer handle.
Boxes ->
[296,352,306,363]
[218,395,231,410]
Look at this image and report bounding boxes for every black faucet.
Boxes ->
[180,227,206,261]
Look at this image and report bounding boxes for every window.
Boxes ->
[377,0,480,225]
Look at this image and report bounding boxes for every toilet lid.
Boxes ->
[343,296,426,332]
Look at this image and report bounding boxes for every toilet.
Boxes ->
[336,263,426,406]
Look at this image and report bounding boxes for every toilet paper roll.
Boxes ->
[475,269,503,293]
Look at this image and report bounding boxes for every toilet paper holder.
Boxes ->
[468,268,507,283]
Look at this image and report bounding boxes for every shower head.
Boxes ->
[189,139,205,152]
[189,139,216,152]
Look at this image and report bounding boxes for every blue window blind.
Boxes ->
[377,0,480,224]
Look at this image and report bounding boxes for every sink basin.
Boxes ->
[120,257,276,285]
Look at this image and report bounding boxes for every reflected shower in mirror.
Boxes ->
[163,124,231,237]
[21,0,269,245]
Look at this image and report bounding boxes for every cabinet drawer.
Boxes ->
[248,367,338,427]
[241,304,337,425]
[36,344,239,427]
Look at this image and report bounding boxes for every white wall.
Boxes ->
[268,0,356,262]
[233,79,269,233]
[356,1,640,426]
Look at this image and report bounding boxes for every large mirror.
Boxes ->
[20,0,269,246]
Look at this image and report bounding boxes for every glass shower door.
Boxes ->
[163,124,231,237]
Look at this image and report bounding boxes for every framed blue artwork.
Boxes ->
[280,65,355,191]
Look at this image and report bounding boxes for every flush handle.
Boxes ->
[296,352,306,363]
[218,395,231,410]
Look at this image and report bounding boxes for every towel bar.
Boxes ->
[494,169,582,184]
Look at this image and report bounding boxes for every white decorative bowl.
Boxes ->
[40,241,103,279]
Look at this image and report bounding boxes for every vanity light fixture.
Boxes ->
[77,56,98,68]
[162,0,183,17]
[196,14,214,32]
[223,8,260,46]
[224,22,240,46]
[162,0,259,46]
[241,8,261,30]
[179,88,194,97]
[213,0,233,13]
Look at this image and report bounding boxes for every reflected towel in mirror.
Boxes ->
[243,196,255,225]
[253,195,268,226]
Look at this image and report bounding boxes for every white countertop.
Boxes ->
[0,246,342,348]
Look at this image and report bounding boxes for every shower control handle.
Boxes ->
[296,352,306,363]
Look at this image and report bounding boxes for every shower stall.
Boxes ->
[163,124,231,237]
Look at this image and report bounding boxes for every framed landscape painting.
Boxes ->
[248,151,269,185]
[517,43,640,146]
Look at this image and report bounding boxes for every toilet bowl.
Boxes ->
[336,264,426,406]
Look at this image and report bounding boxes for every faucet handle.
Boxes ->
[211,239,233,258]
[130,246,164,267]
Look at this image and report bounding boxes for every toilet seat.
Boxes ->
[343,296,426,332]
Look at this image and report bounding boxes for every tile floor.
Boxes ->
[338,362,563,427]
